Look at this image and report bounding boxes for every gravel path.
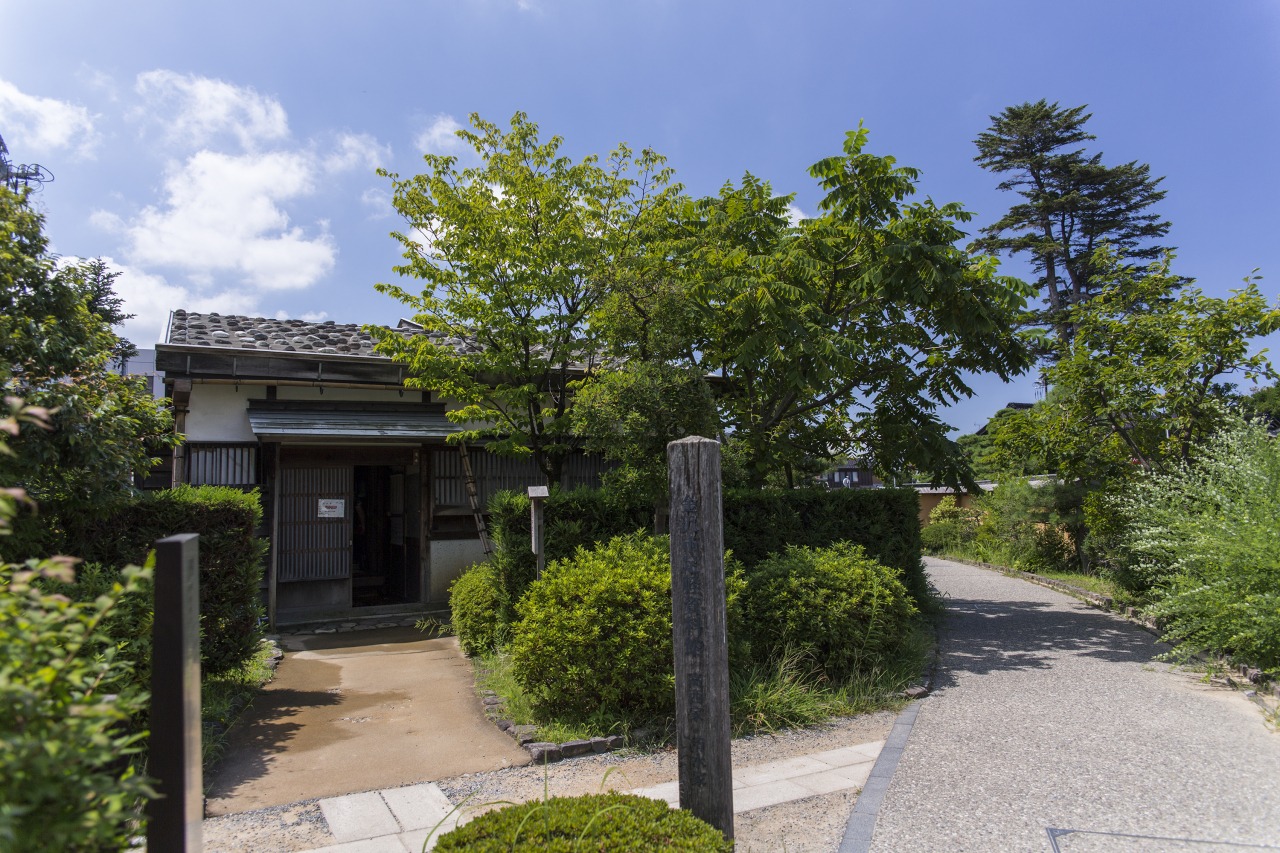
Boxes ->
[865,557,1280,852]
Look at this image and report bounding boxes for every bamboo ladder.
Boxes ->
[457,442,493,554]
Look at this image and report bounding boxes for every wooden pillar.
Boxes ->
[148,533,202,853]
[667,436,733,839]
[170,379,192,487]
[267,443,281,629]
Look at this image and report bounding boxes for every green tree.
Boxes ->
[992,252,1280,483]
[0,187,175,537]
[675,127,1033,486]
[372,113,680,484]
[0,396,154,851]
[955,406,1046,479]
[1238,382,1280,425]
[570,363,718,504]
[973,100,1172,343]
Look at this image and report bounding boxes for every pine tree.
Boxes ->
[973,100,1172,342]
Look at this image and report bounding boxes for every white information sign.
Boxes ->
[317,498,345,519]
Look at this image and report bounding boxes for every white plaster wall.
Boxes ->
[442,397,498,430]
[184,385,265,441]
[277,386,416,403]
[429,540,490,602]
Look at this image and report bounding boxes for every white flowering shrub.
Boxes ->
[1117,419,1280,673]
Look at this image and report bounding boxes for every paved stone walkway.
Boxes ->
[298,739,885,851]
[860,558,1280,852]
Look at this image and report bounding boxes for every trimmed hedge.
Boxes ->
[723,487,926,600]
[458,484,925,657]
[434,793,733,852]
[487,487,651,629]
[54,485,268,675]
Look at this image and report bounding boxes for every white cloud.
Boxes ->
[272,309,330,322]
[414,114,466,154]
[361,187,392,218]
[96,149,336,291]
[0,79,99,158]
[135,70,289,151]
[323,132,390,174]
[785,203,808,225]
[105,259,260,345]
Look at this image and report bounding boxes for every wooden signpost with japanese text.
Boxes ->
[667,436,734,839]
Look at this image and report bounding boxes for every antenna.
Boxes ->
[0,133,54,192]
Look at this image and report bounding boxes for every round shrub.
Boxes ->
[450,561,502,656]
[920,520,962,552]
[744,542,918,681]
[434,793,732,852]
[510,533,675,722]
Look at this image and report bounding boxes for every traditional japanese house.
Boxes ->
[155,310,604,626]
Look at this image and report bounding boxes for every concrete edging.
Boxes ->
[838,698,924,853]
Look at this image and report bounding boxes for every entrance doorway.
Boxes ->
[352,465,409,607]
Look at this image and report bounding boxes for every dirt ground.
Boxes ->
[204,627,530,816]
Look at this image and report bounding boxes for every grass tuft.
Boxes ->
[201,639,278,769]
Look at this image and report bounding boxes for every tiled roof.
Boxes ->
[163,310,480,358]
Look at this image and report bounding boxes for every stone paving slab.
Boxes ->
[297,737,886,851]
[630,739,879,813]
[378,784,456,833]
[318,792,399,843]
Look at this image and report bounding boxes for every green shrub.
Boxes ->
[54,485,268,675]
[37,560,155,694]
[434,793,732,852]
[1114,420,1280,672]
[450,560,503,656]
[723,487,927,603]
[510,533,676,722]
[743,542,918,681]
[486,484,926,656]
[510,533,746,724]
[921,521,962,552]
[0,558,154,851]
[973,479,1084,574]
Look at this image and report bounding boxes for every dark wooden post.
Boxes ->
[148,534,203,853]
[267,443,281,629]
[667,436,734,839]
[528,485,548,578]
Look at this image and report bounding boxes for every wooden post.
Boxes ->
[528,485,548,579]
[667,436,733,839]
[268,443,281,629]
[148,534,203,853]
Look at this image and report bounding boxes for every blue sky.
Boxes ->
[3,0,1278,434]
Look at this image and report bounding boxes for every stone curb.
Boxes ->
[838,699,923,853]
[477,690,628,764]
